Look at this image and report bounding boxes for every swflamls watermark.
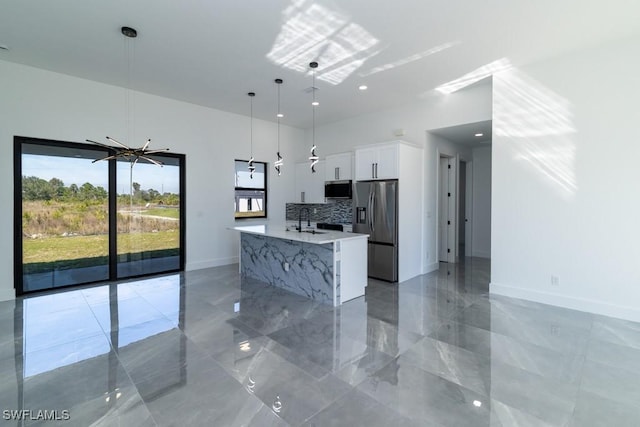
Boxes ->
[2,410,70,421]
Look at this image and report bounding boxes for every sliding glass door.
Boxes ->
[116,156,181,278]
[18,142,111,292]
[14,137,185,295]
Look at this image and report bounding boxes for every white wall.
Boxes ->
[471,145,491,258]
[295,83,492,160]
[298,84,491,277]
[491,34,640,321]
[0,60,301,301]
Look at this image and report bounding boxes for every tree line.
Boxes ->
[22,176,179,205]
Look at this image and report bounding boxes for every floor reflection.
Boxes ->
[2,259,639,425]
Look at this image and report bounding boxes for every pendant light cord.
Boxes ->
[308,62,319,173]
[277,83,281,153]
[247,92,256,178]
[312,70,316,147]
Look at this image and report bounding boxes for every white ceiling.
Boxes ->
[1,0,639,129]
[430,120,492,146]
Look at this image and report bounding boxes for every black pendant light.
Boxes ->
[309,61,319,173]
[87,27,169,166]
[274,79,284,176]
[247,92,256,179]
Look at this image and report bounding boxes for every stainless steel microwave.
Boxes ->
[324,180,352,199]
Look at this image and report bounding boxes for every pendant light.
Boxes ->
[87,27,169,165]
[247,92,256,179]
[309,61,319,173]
[274,78,284,176]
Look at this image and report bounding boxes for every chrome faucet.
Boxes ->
[298,207,311,232]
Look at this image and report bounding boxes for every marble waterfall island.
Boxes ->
[232,225,368,306]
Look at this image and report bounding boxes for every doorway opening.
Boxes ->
[430,119,492,266]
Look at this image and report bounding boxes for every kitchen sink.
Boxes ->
[302,230,327,234]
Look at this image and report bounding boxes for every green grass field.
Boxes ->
[23,230,179,272]
[21,200,181,274]
[144,207,180,219]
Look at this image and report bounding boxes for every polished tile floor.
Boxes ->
[1,258,640,426]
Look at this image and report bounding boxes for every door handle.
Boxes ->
[370,190,375,233]
[368,191,373,232]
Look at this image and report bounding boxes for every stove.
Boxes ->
[316,223,344,232]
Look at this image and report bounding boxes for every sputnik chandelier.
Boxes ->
[87,137,168,166]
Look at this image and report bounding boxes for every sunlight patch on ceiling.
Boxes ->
[494,67,577,196]
[267,0,380,85]
[436,58,513,94]
[359,41,459,77]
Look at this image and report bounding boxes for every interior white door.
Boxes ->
[447,157,457,264]
[439,156,457,263]
[439,157,449,262]
[465,161,473,257]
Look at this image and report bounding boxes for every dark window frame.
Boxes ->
[13,136,186,296]
[234,159,268,219]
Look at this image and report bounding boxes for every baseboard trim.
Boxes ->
[424,262,440,274]
[490,281,640,322]
[186,256,238,271]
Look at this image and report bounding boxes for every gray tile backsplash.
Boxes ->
[286,200,353,224]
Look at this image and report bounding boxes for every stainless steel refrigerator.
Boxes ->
[353,180,398,282]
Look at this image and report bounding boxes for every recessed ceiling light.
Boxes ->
[473,400,482,408]
[312,101,319,106]
[276,113,284,118]
[359,85,368,91]
[0,44,9,51]
[475,133,484,137]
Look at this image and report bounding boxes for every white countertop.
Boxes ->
[232,224,368,244]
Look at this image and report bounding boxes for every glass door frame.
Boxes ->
[13,136,186,296]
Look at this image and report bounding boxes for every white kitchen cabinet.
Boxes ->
[325,152,353,181]
[294,160,325,203]
[354,143,399,180]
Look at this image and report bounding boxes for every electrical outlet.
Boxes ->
[550,324,560,336]
[284,262,290,272]
[313,208,317,214]
[551,275,559,286]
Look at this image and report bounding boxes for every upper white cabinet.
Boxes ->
[355,143,399,180]
[294,160,325,203]
[325,152,353,181]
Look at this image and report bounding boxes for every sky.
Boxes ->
[22,154,180,194]
[235,161,265,188]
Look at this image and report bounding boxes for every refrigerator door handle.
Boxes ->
[367,190,373,232]
[370,190,375,233]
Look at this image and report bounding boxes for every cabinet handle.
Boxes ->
[371,163,375,179]
[375,163,378,179]
[301,191,305,203]
[335,167,339,180]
